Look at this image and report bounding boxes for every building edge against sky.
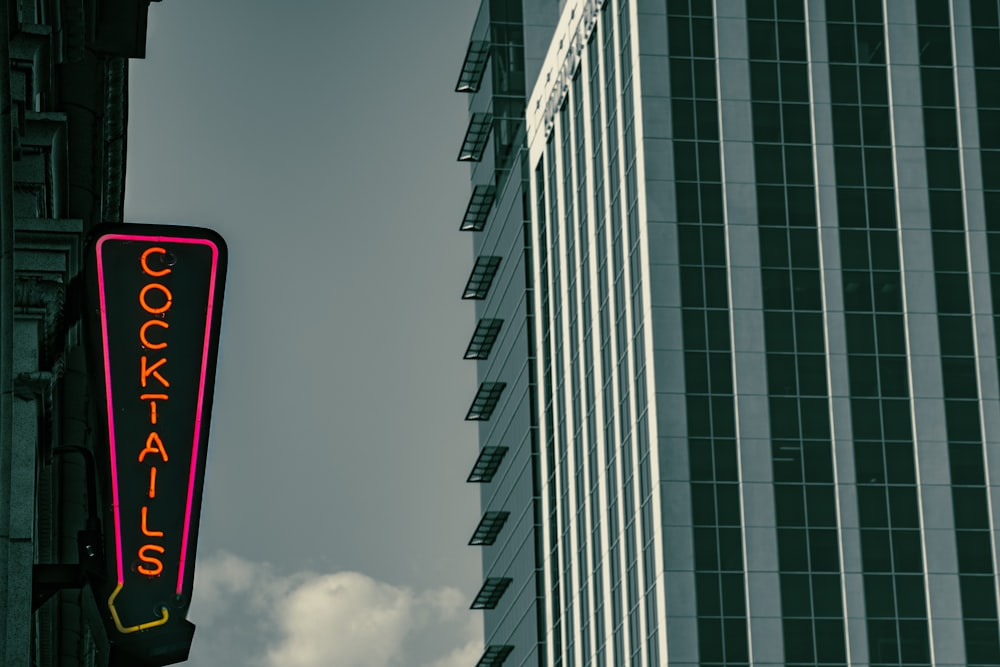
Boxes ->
[463,0,1000,665]
[0,1,164,665]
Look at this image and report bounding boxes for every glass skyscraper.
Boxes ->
[459,0,1000,665]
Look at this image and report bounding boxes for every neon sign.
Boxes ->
[85,224,226,665]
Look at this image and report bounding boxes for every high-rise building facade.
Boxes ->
[462,0,1000,665]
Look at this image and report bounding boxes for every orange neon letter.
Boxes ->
[148,467,157,499]
[140,247,172,277]
[137,544,165,576]
[141,506,164,537]
[140,320,169,349]
[140,393,168,424]
[140,357,169,388]
[139,283,173,315]
[138,432,169,463]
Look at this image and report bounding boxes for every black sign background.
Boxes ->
[85,223,226,659]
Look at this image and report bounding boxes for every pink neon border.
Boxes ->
[95,233,219,596]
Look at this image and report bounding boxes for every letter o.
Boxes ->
[140,283,173,315]
[141,247,172,277]
[140,320,169,349]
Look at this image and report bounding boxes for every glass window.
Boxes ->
[696,100,720,140]
[781,573,812,616]
[928,189,964,230]
[918,26,954,66]
[672,98,696,139]
[864,574,896,617]
[751,61,780,100]
[842,270,873,311]
[878,355,908,397]
[765,311,795,350]
[698,141,721,182]
[808,529,840,571]
[921,66,956,107]
[812,573,843,617]
[778,527,809,570]
[960,575,1000,619]
[747,0,774,19]
[778,21,808,61]
[763,268,793,309]
[795,312,825,352]
[749,19,778,60]
[925,108,959,148]
[800,398,831,438]
[829,65,859,104]
[768,353,798,395]
[685,352,710,393]
[674,141,699,182]
[931,231,966,273]
[835,147,864,187]
[872,271,902,311]
[855,440,886,483]
[787,186,816,226]
[927,149,962,188]
[975,69,1000,108]
[935,272,971,313]
[693,59,716,99]
[857,24,885,63]
[789,228,819,267]
[784,618,815,661]
[860,529,893,571]
[866,188,897,229]
[753,101,783,142]
[973,27,1000,67]
[840,229,871,269]
[980,110,1000,149]
[756,144,785,184]
[803,440,834,483]
[781,63,809,101]
[858,65,888,105]
[863,105,892,146]
[782,103,812,144]
[691,18,715,58]
[695,572,721,615]
[785,145,815,185]
[670,59,693,98]
[668,19,692,57]
[953,486,990,529]
[832,105,862,145]
[945,444,983,485]
[797,354,828,396]
[956,530,994,573]
[884,441,917,484]
[881,398,913,440]
[875,314,906,353]
[792,268,822,309]
[805,485,837,525]
[827,24,857,62]
[849,354,880,396]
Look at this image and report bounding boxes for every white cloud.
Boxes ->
[187,552,481,667]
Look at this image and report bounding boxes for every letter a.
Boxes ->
[138,432,169,463]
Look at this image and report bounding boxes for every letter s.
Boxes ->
[137,544,165,576]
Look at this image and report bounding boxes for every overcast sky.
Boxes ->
[124,2,485,665]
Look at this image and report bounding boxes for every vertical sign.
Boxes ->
[85,224,226,665]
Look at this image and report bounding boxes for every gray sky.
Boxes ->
[124,2,484,665]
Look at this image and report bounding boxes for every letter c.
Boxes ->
[141,247,172,277]
[140,320,169,349]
